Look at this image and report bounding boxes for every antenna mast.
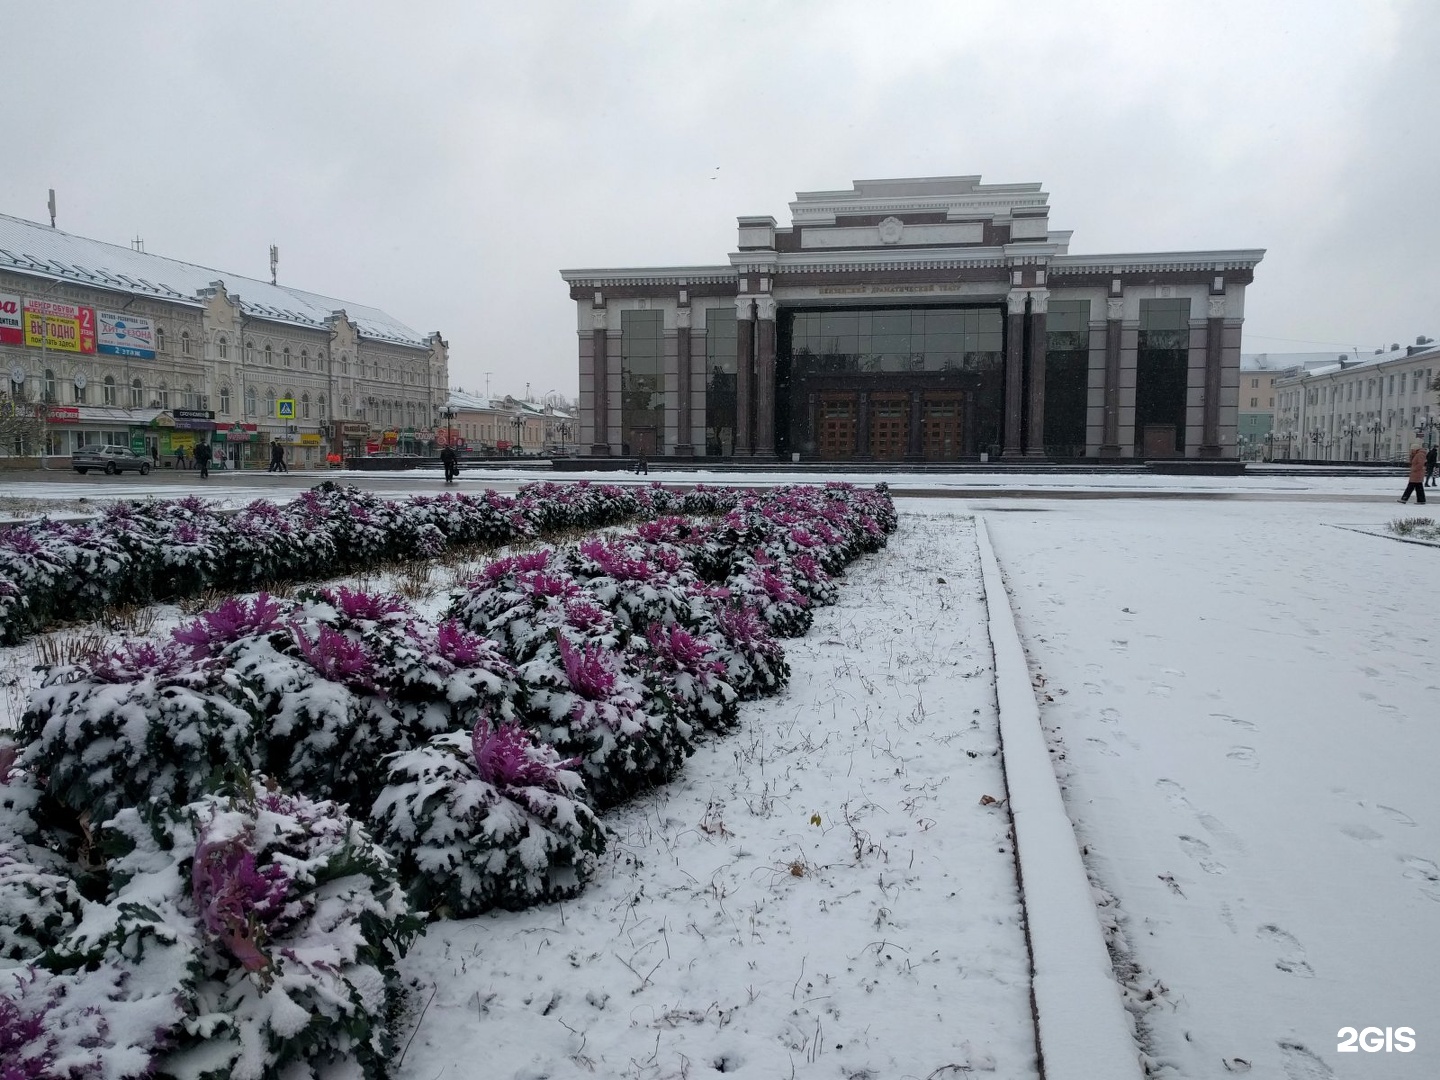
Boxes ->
[269,245,278,286]
[47,189,56,228]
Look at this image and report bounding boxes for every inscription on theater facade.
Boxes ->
[816,284,939,295]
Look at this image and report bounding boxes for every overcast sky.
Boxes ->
[3,1,1436,398]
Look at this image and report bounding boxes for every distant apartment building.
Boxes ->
[1272,339,1438,461]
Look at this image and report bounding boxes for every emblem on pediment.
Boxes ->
[878,216,904,245]
[1207,296,1226,318]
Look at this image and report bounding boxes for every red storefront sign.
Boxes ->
[46,406,80,423]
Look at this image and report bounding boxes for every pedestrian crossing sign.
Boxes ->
[277,398,296,419]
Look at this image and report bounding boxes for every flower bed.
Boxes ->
[1,482,896,1078]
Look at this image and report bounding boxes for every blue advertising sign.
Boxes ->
[97,310,156,359]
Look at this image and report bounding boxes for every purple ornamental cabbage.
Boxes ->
[556,635,619,700]
[318,586,411,623]
[190,826,292,973]
[289,623,379,691]
[88,640,191,684]
[470,715,578,791]
[0,975,56,1080]
[172,592,286,658]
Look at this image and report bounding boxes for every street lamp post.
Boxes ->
[1366,418,1383,461]
[1308,429,1322,460]
[511,413,525,454]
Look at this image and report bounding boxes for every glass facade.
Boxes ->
[1044,299,1090,458]
[705,306,737,456]
[787,307,1002,374]
[620,309,664,455]
[1136,299,1191,455]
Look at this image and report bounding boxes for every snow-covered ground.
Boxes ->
[980,496,1440,1079]
[4,478,1437,1077]
[393,511,1038,1080]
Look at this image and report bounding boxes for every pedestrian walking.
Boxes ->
[1426,444,1437,487]
[636,452,649,475]
[1399,441,1427,504]
[174,446,186,470]
[194,440,211,479]
[149,444,158,467]
[440,444,459,484]
[269,440,288,474]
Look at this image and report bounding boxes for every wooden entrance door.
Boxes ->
[870,395,910,459]
[922,393,965,460]
[817,394,857,459]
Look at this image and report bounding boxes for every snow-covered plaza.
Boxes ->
[2,471,1436,1079]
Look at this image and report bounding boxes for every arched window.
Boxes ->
[218,336,228,360]
[318,394,328,421]
[73,376,87,405]
[43,369,56,403]
[265,389,276,418]
[156,327,166,353]
[341,354,349,376]
[283,348,292,369]
[301,393,311,419]
[156,382,169,409]
[264,345,273,367]
[246,340,254,362]
[219,385,231,415]
[181,331,191,356]
[130,378,144,408]
[301,350,309,371]
[103,375,117,406]
[245,387,257,417]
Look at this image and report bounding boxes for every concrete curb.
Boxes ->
[976,516,1144,1080]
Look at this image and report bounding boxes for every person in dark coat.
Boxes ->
[1400,442,1427,504]
[440,444,459,484]
[174,445,186,470]
[269,440,288,473]
[149,444,159,467]
[193,440,212,479]
[1426,444,1437,487]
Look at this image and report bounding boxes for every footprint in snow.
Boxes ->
[1400,855,1440,901]
[1147,683,1173,697]
[1374,804,1416,827]
[1338,823,1384,845]
[1099,707,1120,724]
[1225,745,1258,768]
[1178,834,1226,874]
[1211,712,1257,731]
[1278,1041,1336,1079]
[1085,737,1120,758]
[1256,925,1314,978]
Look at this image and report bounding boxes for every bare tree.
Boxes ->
[0,386,44,456]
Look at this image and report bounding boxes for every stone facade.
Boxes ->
[0,213,446,467]
[562,177,1263,461]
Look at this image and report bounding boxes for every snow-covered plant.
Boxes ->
[639,622,739,733]
[370,714,603,918]
[563,535,704,638]
[18,643,257,827]
[0,840,84,961]
[727,555,813,637]
[714,600,790,698]
[44,784,418,1080]
[520,633,691,807]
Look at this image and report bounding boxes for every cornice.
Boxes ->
[559,266,737,287]
[1050,250,1266,274]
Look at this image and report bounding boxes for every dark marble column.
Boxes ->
[1099,296,1123,457]
[1002,290,1027,458]
[1200,295,1224,457]
[1025,291,1049,457]
[733,296,754,457]
[753,296,776,459]
[907,389,924,460]
[674,307,693,456]
[589,307,610,455]
[857,390,871,460]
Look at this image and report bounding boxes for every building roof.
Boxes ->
[1272,343,1440,383]
[446,389,496,411]
[0,213,431,349]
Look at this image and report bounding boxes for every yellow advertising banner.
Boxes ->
[23,310,95,353]
[299,433,322,446]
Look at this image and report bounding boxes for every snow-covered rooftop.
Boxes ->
[0,213,431,349]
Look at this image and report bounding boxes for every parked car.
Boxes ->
[73,445,153,476]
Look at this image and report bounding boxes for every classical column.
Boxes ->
[1025,289,1049,457]
[734,296,754,456]
[1099,296,1123,457]
[1002,289,1027,458]
[753,296,777,459]
[856,390,871,459]
[1200,295,1224,457]
[674,307,694,456]
[908,389,924,460]
[589,307,610,455]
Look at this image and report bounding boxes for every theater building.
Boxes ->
[561,176,1263,461]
